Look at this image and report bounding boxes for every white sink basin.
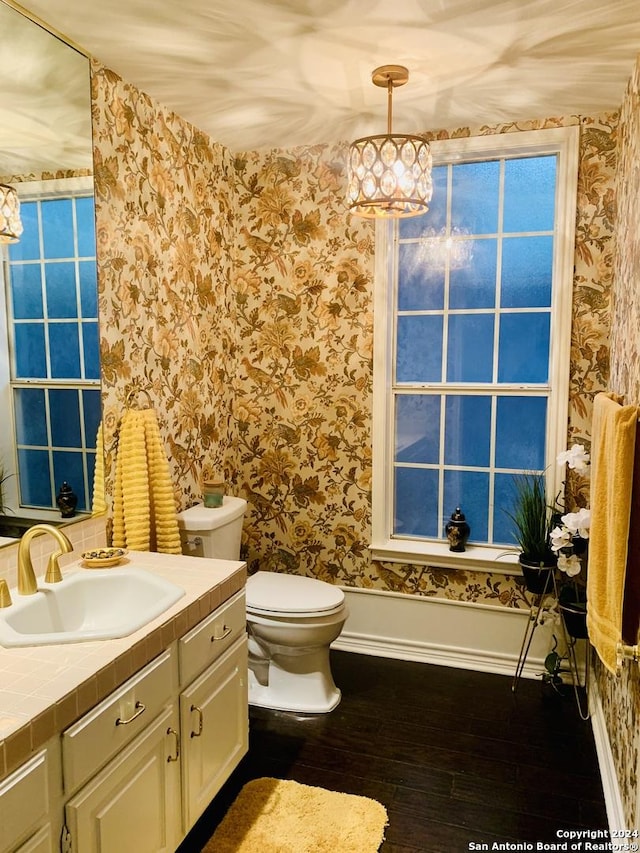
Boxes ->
[0,566,185,647]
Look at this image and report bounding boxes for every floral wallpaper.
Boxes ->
[232,146,375,586]
[0,169,92,184]
[91,62,238,514]
[90,52,636,827]
[596,55,640,829]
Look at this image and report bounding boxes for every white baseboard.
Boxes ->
[332,586,557,679]
[332,586,622,831]
[589,676,626,831]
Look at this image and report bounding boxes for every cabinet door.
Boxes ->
[14,825,52,853]
[180,635,248,831]
[65,705,181,853]
[0,750,50,853]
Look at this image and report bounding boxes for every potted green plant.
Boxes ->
[506,471,557,594]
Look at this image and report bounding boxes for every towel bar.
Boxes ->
[125,387,154,409]
[616,641,640,664]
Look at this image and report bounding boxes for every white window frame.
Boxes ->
[370,125,580,573]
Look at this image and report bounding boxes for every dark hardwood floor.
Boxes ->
[178,650,608,853]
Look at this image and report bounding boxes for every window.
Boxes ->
[1,180,100,514]
[371,127,579,571]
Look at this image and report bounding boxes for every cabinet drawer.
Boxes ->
[179,590,246,685]
[62,648,176,794]
[0,750,49,853]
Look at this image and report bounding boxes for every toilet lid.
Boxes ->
[246,571,344,614]
[177,497,247,530]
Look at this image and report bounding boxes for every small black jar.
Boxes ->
[57,481,78,518]
[445,507,470,552]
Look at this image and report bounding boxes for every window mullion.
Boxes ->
[492,159,505,385]
[42,388,55,507]
[72,198,87,381]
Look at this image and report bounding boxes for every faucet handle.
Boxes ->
[44,550,65,584]
[0,579,12,607]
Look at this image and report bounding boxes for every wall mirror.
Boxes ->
[0,0,101,545]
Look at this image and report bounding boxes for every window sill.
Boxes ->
[369,537,520,575]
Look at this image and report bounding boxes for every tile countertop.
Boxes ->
[0,550,246,782]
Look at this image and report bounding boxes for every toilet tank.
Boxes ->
[177,496,247,560]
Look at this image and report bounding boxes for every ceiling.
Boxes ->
[0,0,91,175]
[11,0,640,153]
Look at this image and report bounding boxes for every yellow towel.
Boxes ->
[112,408,182,555]
[91,421,107,516]
[141,408,182,554]
[586,392,639,673]
[113,410,151,551]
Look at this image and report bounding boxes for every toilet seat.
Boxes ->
[246,571,345,618]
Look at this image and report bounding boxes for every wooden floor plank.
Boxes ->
[178,650,608,853]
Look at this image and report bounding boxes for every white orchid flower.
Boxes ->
[550,525,573,553]
[558,552,582,577]
[556,444,590,472]
[561,508,591,538]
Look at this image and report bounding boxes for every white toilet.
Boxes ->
[178,498,348,714]
[246,570,348,713]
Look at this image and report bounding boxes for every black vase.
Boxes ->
[56,481,78,518]
[519,555,556,595]
[559,585,588,639]
[445,507,470,552]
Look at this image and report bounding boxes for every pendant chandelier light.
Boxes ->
[0,184,23,243]
[347,64,432,219]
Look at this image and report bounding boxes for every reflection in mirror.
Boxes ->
[0,0,101,545]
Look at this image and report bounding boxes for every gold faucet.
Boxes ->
[0,580,12,607]
[18,524,74,595]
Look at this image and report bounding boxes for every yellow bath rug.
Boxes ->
[202,777,388,853]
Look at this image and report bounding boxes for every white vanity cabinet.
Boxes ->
[178,590,248,830]
[0,748,58,853]
[58,588,248,852]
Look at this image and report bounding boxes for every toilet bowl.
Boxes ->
[246,571,348,713]
[177,501,348,714]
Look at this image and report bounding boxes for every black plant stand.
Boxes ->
[554,572,590,720]
[512,587,555,693]
[512,574,590,720]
